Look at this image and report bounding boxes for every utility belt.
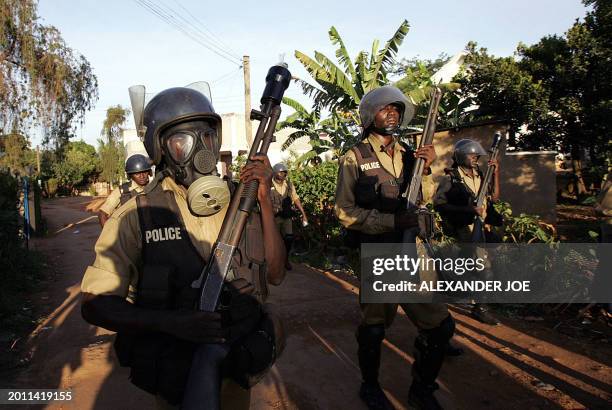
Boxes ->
[344,206,435,249]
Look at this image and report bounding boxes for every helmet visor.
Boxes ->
[166,133,195,163]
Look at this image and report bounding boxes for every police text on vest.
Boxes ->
[145,227,182,243]
[360,162,381,171]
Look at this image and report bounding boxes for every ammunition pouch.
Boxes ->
[354,178,403,213]
[113,332,196,405]
[225,303,286,389]
[484,202,503,227]
[417,208,435,241]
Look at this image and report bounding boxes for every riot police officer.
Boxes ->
[270,162,308,270]
[433,138,502,325]
[81,86,286,409]
[335,85,455,410]
[98,154,152,227]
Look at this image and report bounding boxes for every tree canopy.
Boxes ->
[454,0,611,163]
[0,132,36,174]
[53,139,98,190]
[0,0,98,148]
[98,105,129,186]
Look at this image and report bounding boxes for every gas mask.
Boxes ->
[161,120,230,216]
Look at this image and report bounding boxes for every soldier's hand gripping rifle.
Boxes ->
[402,87,443,249]
[182,63,291,410]
[471,132,502,243]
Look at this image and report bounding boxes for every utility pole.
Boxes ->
[36,145,41,174]
[243,55,253,146]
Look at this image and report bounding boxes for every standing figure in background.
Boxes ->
[270,162,308,270]
[335,85,455,410]
[433,138,502,325]
[98,153,152,227]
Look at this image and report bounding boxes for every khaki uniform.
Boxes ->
[335,134,449,330]
[82,177,249,409]
[434,166,492,282]
[99,180,145,217]
[271,178,300,236]
[433,166,485,240]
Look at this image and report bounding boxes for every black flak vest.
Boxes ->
[119,182,138,206]
[113,181,267,404]
[346,141,417,245]
[439,167,483,229]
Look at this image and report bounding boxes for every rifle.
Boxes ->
[471,132,502,243]
[402,87,443,247]
[182,63,291,410]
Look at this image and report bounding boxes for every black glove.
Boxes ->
[394,209,419,230]
[160,309,225,344]
[219,279,263,344]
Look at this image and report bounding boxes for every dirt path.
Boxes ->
[2,197,611,409]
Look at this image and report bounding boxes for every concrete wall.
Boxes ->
[418,122,557,223]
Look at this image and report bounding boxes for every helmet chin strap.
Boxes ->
[371,125,398,136]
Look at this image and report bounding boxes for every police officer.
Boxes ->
[335,86,455,410]
[80,86,286,409]
[433,139,501,325]
[270,162,308,270]
[98,154,152,227]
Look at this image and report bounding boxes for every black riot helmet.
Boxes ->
[359,86,415,132]
[125,154,152,174]
[142,87,222,166]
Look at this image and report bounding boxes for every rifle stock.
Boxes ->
[182,63,291,410]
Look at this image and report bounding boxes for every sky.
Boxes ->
[33,0,589,147]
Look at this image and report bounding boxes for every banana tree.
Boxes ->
[288,20,461,157]
[277,97,356,165]
[294,20,411,116]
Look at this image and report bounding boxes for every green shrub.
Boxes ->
[290,161,342,250]
[494,201,556,243]
[46,178,58,197]
[0,171,44,327]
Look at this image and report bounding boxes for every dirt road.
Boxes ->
[2,197,611,409]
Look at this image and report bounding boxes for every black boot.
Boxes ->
[410,315,455,410]
[408,381,443,410]
[356,325,393,410]
[360,382,394,410]
[471,304,500,325]
[445,341,464,357]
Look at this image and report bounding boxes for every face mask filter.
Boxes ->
[187,175,231,216]
[162,122,230,216]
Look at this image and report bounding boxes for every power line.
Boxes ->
[170,0,241,60]
[140,0,240,63]
[154,0,242,61]
[136,0,240,64]
[133,0,241,66]
[211,67,243,85]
